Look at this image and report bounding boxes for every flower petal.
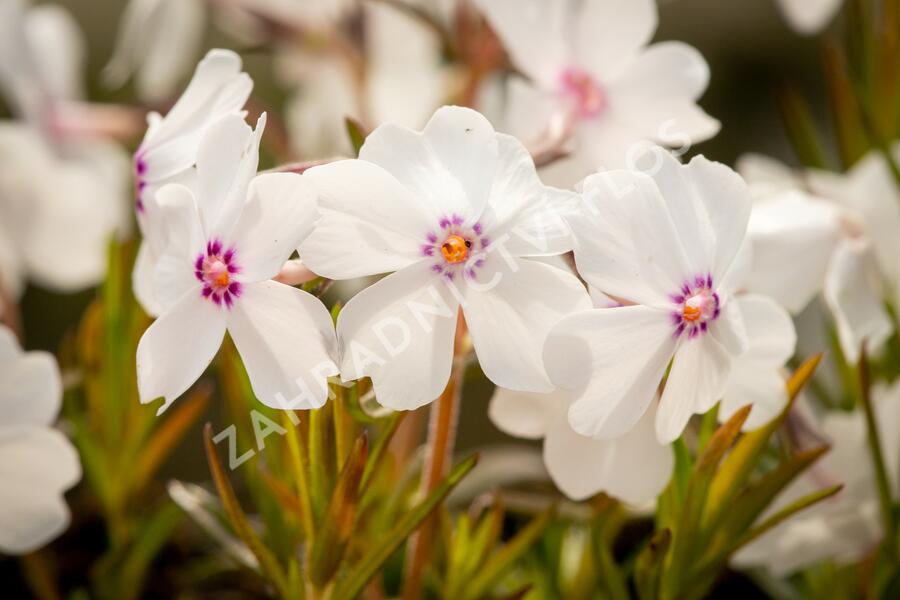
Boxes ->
[133,240,162,317]
[300,159,435,278]
[575,169,693,305]
[745,191,840,314]
[136,290,226,414]
[479,133,579,256]
[464,255,591,392]
[0,349,61,428]
[776,0,842,34]
[544,403,673,504]
[488,387,566,440]
[470,0,568,84]
[575,0,658,80]
[227,281,339,410]
[336,260,459,410]
[824,239,893,364]
[657,334,731,443]
[152,183,205,311]
[0,428,80,554]
[227,173,318,283]
[546,305,677,439]
[359,106,499,220]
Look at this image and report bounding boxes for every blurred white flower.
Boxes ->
[299,106,591,410]
[137,114,339,414]
[774,0,842,35]
[104,0,205,102]
[132,49,253,317]
[739,153,895,363]
[0,325,81,555]
[282,0,451,159]
[490,377,673,504]
[474,0,719,183]
[547,149,796,443]
[734,382,900,575]
[0,0,129,295]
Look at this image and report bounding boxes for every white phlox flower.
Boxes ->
[545,148,795,443]
[299,106,592,411]
[734,382,900,576]
[0,0,129,295]
[738,153,896,364]
[136,113,339,414]
[132,49,253,317]
[473,0,719,184]
[104,0,206,102]
[0,325,81,555]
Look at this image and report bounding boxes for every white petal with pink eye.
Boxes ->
[227,173,318,283]
[0,350,61,428]
[488,387,566,440]
[470,0,568,84]
[657,333,732,443]
[545,305,677,439]
[336,260,459,411]
[746,191,840,314]
[226,281,339,410]
[478,134,579,257]
[463,255,591,393]
[575,169,693,305]
[720,295,796,430]
[300,160,436,278]
[136,291,226,414]
[0,428,81,555]
[824,239,893,364]
[573,0,658,80]
[359,106,499,220]
[544,403,673,504]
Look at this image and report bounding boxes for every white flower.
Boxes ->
[546,149,796,443]
[0,325,81,555]
[734,382,900,575]
[0,0,129,295]
[473,0,719,182]
[774,0,842,35]
[490,386,673,504]
[282,0,450,158]
[104,0,205,102]
[136,114,339,414]
[738,153,895,363]
[299,106,591,410]
[132,49,253,317]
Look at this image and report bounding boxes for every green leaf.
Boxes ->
[635,528,671,600]
[203,423,289,597]
[117,503,183,600]
[776,84,829,169]
[462,505,555,600]
[345,117,367,156]
[332,454,479,600]
[309,433,369,588]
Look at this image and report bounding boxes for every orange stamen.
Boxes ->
[441,235,469,264]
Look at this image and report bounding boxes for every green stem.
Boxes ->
[858,344,898,559]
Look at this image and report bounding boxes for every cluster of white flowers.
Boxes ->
[1,0,897,579]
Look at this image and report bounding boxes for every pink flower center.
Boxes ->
[421,215,490,281]
[195,239,242,308]
[671,275,720,338]
[560,68,607,119]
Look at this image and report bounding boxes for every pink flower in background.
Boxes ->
[474,0,719,183]
[137,114,338,414]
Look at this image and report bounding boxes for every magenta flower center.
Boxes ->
[560,68,607,119]
[421,215,490,281]
[671,275,720,338]
[195,239,242,308]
